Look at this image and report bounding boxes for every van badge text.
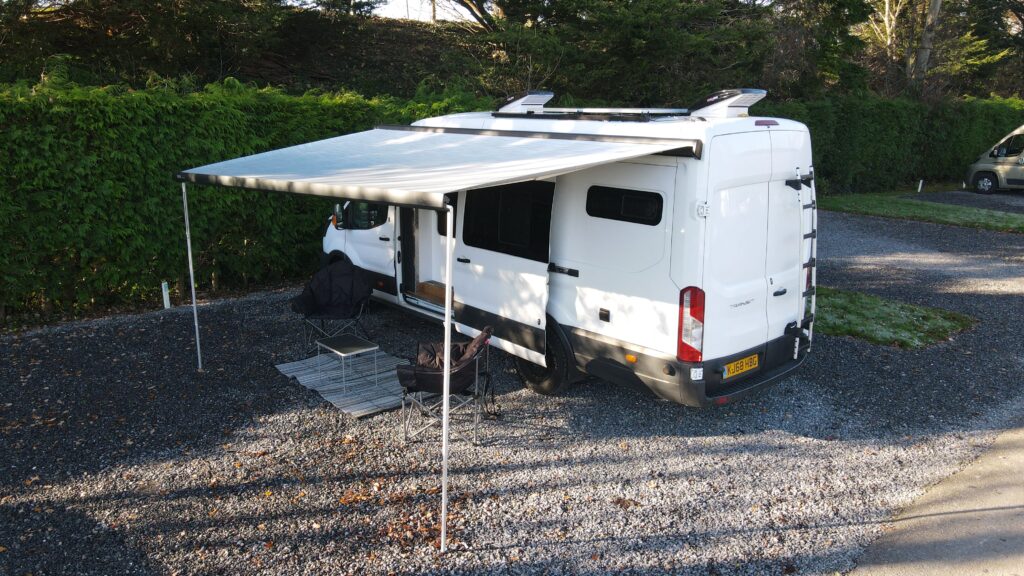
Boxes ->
[730,299,754,308]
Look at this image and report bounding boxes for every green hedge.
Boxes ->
[0,80,490,317]
[757,95,1024,194]
[2,83,1023,317]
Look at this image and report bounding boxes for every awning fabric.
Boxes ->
[176,125,698,209]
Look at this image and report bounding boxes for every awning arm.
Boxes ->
[181,183,203,372]
[440,203,454,553]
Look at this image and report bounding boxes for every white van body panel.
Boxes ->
[453,192,550,366]
[766,131,812,340]
[701,131,772,360]
[346,206,397,277]
[548,161,679,355]
[323,218,345,256]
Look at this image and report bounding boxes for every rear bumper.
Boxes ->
[569,328,810,408]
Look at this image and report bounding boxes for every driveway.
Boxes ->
[904,189,1024,215]
[1,211,1022,575]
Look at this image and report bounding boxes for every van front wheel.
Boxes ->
[973,172,998,194]
[516,328,570,395]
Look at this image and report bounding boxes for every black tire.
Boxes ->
[972,172,998,194]
[516,326,571,395]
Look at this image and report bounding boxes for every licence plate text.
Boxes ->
[723,354,759,379]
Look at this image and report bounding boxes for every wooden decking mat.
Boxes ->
[276,351,409,418]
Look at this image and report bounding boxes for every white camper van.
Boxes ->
[320,89,816,407]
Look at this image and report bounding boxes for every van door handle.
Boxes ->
[773,288,788,297]
[456,257,471,264]
[379,236,390,241]
[548,262,580,277]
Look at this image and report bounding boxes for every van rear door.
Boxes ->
[702,132,772,360]
[765,130,811,339]
[452,182,554,366]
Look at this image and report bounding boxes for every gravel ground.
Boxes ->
[904,189,1024,214]
[2,211,1023,576]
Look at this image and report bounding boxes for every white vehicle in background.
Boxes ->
[966,123,1024,194]
[323,89,817,407]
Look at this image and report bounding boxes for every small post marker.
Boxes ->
[161,281,171,309]
[918,179,924,193]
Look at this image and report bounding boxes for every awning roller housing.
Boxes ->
[176,126,701,209]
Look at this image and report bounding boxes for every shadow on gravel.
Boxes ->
[0,291,321,489]
[0,501,159,576]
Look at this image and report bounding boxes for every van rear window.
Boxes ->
[586,186,663,226]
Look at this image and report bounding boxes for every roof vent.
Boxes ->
[689,89,767,118]
[498,91,555,114]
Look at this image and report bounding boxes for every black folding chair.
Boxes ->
[290,257,373,352]
[396,326,493,444]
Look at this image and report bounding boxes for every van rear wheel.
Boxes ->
[516,327,570,395]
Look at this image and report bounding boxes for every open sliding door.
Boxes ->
[452,182,554,366]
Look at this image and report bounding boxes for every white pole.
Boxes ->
[440,203,454,553]
[181,183,203,372]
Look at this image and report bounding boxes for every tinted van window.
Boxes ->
[462,182,554,262]
[586,186,663,226]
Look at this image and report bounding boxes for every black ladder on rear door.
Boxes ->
[799,173,818,350]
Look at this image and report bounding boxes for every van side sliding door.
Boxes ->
[452,182,554,366]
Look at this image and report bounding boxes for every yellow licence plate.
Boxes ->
[723,354,759,379]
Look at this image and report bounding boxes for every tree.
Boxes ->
[762,0,872,96]
[909,0,943,84]
[295,0,385,17]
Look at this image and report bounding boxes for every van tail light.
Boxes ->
[678,286,705,363]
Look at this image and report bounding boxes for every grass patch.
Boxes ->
[818,192,1024,234]
[815,286,975,349]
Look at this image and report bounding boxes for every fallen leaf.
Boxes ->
[612,497,640,510]
[263,541,273,550]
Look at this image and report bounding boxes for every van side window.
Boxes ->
[463,181,554,263]
[344,202,388,230]
[436,193,458,237]
[586,186,663,226]
[1005,135,1024,157]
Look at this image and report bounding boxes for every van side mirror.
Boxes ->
[990,149,999,158]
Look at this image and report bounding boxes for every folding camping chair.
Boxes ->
[396,326,493,444]
[290,256,373,353]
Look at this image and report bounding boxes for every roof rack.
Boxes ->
[495,92,689,122]
[494,88,767,121]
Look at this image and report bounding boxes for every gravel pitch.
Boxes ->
[904,189,1024,215]
[2,211,1023,576]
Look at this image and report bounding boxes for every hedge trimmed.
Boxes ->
[2,83,1023,317]
[756,95,1024,193]
[0,80,489,316]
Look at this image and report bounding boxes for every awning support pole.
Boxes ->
[440,203,454,553]
[181,183,203,372]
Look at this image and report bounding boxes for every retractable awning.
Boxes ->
[174,123,700,555]
[176,125,700,209]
